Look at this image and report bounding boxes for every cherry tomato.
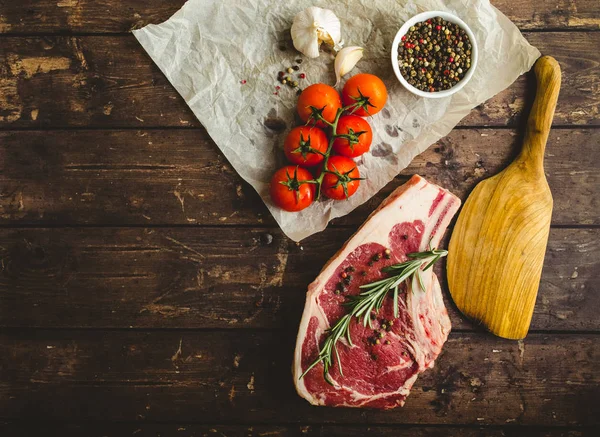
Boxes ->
[321,156,362,200]
[333,115,373,158]
[297,83,342,127]
[283,126,328,167]
[270,165,315,212]
[342,73,388,117]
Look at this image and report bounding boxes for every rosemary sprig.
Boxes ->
[299,248,448,383]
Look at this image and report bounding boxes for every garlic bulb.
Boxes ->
[291,7,342,58]
[334,46,364,86]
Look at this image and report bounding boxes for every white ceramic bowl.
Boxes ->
[391,11,478,99]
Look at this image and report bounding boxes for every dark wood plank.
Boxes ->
[1,330,598,426]
[0,227,596,331]
[0,34,598,128]
[0,0,598,33]
[1,129,598,227]
[0,422,595,437]
[0,36,193,128]
[0,1,187,34]
[492,0,600,30]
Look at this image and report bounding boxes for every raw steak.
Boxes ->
[293,175,460,409]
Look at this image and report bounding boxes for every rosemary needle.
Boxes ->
[299,248,448,384]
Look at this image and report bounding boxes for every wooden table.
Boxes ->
[1,1,598,435]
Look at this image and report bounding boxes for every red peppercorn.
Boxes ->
[436,25,441,31]
[419,39,424,44]
[401,35,406,41]
[449,57,454,63]
[443,69,450,76]
[421,68,426,73]
[240,79,247,84]
[429,87,435,92]
[299,73,306,79]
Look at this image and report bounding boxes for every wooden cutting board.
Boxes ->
[447,56,561,340]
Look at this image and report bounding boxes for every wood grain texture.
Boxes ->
[448,57,560,339]
[0,34,598,128]
[0,227,596,331]
[0,0,598,33]
[0,330,598,426]
[1,129,598,227]
[0,423,596,437]
[0,1,597,432]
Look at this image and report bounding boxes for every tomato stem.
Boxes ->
[291,132,327,159]
[314,103,362,200]
[306,105,335,128]
[347,87,376,115]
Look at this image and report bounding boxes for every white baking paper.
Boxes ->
[133,0,540,241]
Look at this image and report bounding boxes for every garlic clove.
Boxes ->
[291,7,342,58]
[334,46,364,86]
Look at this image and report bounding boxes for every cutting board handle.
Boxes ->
[520,56,562,169]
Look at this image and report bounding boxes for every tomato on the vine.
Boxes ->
[297,84,342,127]
[320,156,362,200]
[283,126,328,167]
[270,166,315,212]
[342,73,388,117]
[333,115,373,158]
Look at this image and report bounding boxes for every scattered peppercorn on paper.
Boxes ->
[133,0,540,241]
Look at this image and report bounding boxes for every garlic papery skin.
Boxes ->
[291,7,342,58]
[334,46,364,86]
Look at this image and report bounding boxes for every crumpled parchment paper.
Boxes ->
[133,0,540,241]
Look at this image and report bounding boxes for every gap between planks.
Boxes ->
[0,224,597,230]
[1,125,600,132]
[0,327,598,335]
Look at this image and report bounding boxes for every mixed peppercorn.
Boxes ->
[334,248,395,295]
[335,265,357,294]
[276,59,306,95]
[368,318,395,347]
[398,16,472,92]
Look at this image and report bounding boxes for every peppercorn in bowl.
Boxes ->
[391,11,478,98]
